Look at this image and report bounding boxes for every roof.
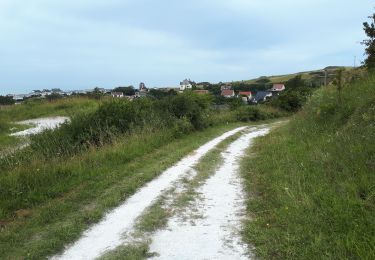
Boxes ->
[221,89,234,96]
[111,92,123,95]
[272,84,285,90]
[254,91,272,101]
[239,91,252,96]
[180,79,192,85]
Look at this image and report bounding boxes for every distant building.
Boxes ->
[12,94,26,101]
[180,79,193,91]
[139,82,148,92]
[111,92,124,98]
[238,91,252,99]
[253,91,272,103]
[221,85,232,91]
[221,89,235,98]
[271,83,286,92]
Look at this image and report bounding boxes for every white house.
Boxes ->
[180,79,193,91]
[111,92,124,98]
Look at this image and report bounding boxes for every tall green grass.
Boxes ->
[0,97,100,151]
[241,73,375,258]
[0,91,286,259]
[0,96,99,122]
[0,122,246,259]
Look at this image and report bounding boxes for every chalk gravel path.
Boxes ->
[149,128,269,259]
[52,126,270,260]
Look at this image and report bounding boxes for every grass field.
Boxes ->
[241,73,375,258]
[236,66,356,85]
[0,97,100,151]
[0,122,250,259]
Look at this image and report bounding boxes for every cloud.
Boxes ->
[0,0,373,94]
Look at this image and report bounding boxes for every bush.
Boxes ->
[0,96,15,105]
[30,93,213,158]
[236,106,266,122]
[274,91,306,112]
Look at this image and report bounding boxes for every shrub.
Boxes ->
[30,93,213,158]
[236,106,266,122]
[0,96,15,105]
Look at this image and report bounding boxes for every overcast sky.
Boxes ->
[0,0,373,94]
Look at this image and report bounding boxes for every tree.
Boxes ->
[113,86,135,96]
[46,93,63,101]
[88,87,104,100]
[362,12,375,69]
[0,95,15,105]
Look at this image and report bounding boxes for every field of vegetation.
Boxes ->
[1,67,372,258]
[0,91,287,259]
[0,97,100,152]
[241,72,375,258]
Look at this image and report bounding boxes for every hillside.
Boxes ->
[241,72,375,258]
[233,66,355,86]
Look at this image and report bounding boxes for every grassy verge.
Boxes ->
[0,122,246,259]
[241,74,375,258]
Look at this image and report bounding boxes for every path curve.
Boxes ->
[149,128,270,259]
[52,126,247,260]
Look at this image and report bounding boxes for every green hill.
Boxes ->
[234,66,356,86]
[241,71,375,258]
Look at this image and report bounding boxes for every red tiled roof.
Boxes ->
[239,91,252,96]
[221,89,234,96]
[272,84,285,90]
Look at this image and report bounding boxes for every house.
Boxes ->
[238,91,252,103]
[271,83,285,92]
[180,79,193,91]
[253,91,272,103]
[111,92,124,98]
[194,90,209,95]
[238,91,252,99]
[221,89,235,98]
[135,91,148,98]
[12,94,26,102]
[221,85,231,91]
[139,82,148,92]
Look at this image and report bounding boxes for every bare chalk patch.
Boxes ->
[52,126,247,260]
[10,117,69,136]
[149,128,270,260]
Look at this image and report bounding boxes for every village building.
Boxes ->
[271,83,286,92]
[180,79,193,91]
[111,92,124,98]
[139,82,148,92]
[221,89,235,98]
[238,91,252,103]
[238,91,252,99]
[253,91,272,103]
[221,85,232,91]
